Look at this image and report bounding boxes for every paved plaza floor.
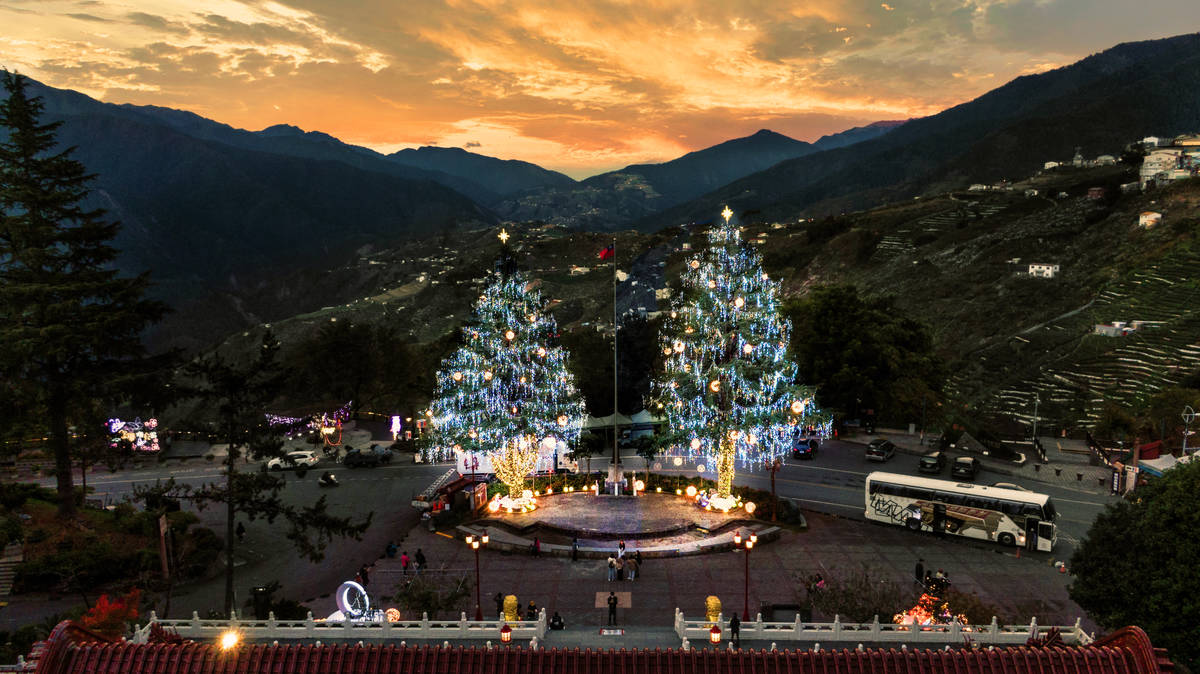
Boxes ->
[337,508,1086,631]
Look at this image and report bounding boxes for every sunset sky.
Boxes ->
[1,1,1196,178]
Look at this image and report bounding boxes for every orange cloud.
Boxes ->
[2,0,1195,177]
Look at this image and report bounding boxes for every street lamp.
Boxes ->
[465,530,489,620]
[732,529,757,621]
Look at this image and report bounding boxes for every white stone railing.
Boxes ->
[132,609,547,644]
[674,610,1093,646]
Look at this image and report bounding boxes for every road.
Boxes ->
[613,438,1114,558]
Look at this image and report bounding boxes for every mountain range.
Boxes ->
[4,32,1200,353]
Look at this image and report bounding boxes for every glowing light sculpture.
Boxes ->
[652,207,829,502]
[425,241,586,505]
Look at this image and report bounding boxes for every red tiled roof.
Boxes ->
[32,622,1173,674]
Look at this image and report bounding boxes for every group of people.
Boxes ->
[383,542,427,575]
[606,541,642,581]
[914,559,952,594]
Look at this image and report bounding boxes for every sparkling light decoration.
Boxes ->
[107,417,160,453]
[425,264,586,499]
[651,206,830,500]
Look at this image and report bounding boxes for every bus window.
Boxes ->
[1022,504,1042,518]
[1042,500,1058,521]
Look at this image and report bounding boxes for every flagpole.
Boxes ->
[610,236,621,490]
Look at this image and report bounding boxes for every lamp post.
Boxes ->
[465,530,489,621]
[732,529,757,621]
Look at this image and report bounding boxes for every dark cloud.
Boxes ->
[126,12,189,35]
[64,12,110,22]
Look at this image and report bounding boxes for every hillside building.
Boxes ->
[1043,161,1060,170]
[1095,321,1142,337]
[1028,263,1060,278]
[1142,136,1161,147]
[1139,212,1161,228]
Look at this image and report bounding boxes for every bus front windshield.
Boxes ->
[1042,499,1058,521]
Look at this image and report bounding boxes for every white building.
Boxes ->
[1142,136,1160,147]
[1139,212,1161,228]
[1028,263,1060,278]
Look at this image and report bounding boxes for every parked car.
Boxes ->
[864,439,896,462]
[344,445,394,468]
[266,450,320,471]
[918,451,946,474]
[991,481,1031,492]
[791,436,819,460]
[951,456,981,480]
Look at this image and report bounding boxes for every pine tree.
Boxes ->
[0,72,167,517]
[138,332,372,614]
[653,208,829,502]
[426,234,585,501]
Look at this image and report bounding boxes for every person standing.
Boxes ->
[626,556,638,580]
[235,522,246,542]
[607,555,616,581]
[415,549,427,574]
[571,538,579,562]
[730,614,740,648]
[533,537,541,557]
[616,556,625,581]
[400,551,410,575]
[607,591,618,626]
[914,558,924,586]
[635,550,642,568]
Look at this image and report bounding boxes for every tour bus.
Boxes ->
[864,472,1057,551]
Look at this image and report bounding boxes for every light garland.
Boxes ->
[651,207,831,499]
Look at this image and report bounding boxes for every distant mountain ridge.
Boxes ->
[640,33,1200,228]
[388,146,575,201]
[493,122,902,229]
[3,78,497,309]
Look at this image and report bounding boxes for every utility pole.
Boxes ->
[608,237,622,492]
[1184,406,1196,454]
[1031,392,1040,440]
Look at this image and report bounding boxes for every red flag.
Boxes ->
[598,244,615,260]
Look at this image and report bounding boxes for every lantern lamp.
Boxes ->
[500,623,512,643]
[709,625,721,644]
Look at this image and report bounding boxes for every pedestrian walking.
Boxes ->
[914,558,924,585]
[730,614,740,647]
[616,556,625,581]
[415,549,427,573]
[607,555,616,581]
[635,550,642,567]
[495,592,504,618]
[607,591,618,625]
[571,538,579,562]
[626,557,638,580]
[533,537,541,557]
[235,522,245,542]
[400,551,410,575]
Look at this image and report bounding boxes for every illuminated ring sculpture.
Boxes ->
[336,581,370,619]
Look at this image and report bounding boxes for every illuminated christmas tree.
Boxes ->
[653,207,830,505]
[425,231,586,506]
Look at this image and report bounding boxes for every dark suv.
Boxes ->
[792,436,819,460]
[865,439,896,462]
[344,445,394,468]
[951,456,981,480]
[918,451,946,474]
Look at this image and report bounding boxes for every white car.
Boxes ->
[266,450,320,471]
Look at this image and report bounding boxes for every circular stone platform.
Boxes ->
[481,493,747,541]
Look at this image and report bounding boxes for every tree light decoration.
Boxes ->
[426,265,586,499]
[652,207,830,501]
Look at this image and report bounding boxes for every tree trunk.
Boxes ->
[770,466,778,522]
[48,392,76,517]
[224,425,237,616]
[716,436,735,498]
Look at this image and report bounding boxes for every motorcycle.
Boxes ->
[318,471,339,488]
